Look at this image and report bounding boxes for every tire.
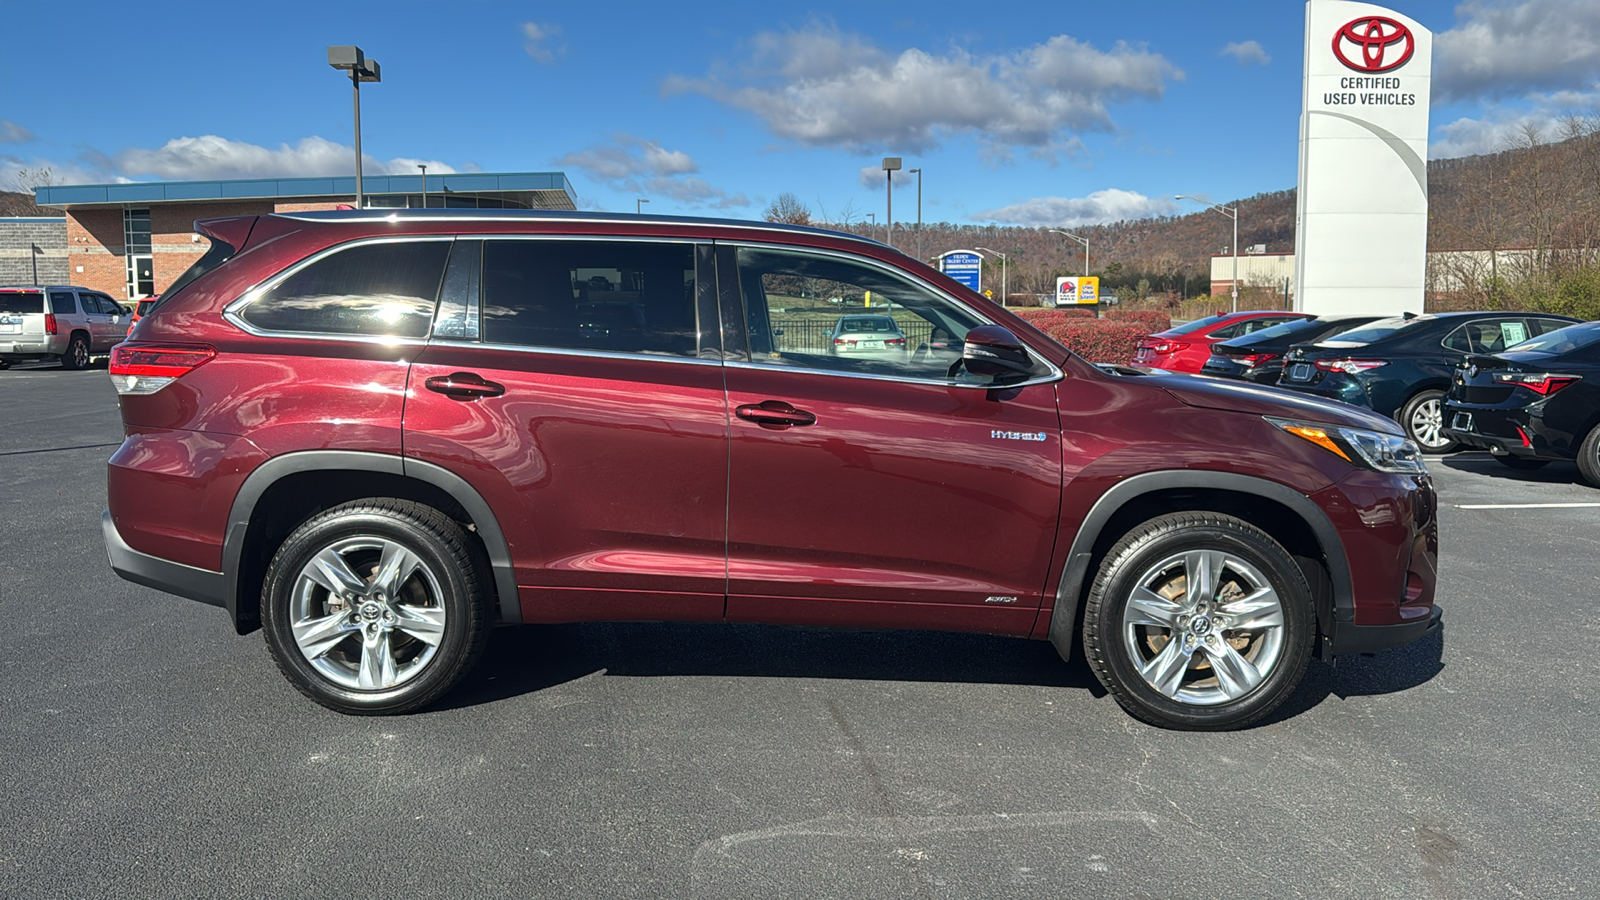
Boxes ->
[261,499,491,714]
[1401,390,1457,454]
[1577,425,1600,489]
[1082,512,1315,731]
[1494,455,1549,471]
[60,333,90,370]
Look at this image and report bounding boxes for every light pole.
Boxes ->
[1049,229,1089,277]
[882,157,902,249]
[976,246,1008,306]
[908,167,923,260]
[418,164,427,209]
[866,212,876,240]
[637,198,649,214]
[328,46,382,209]
[1176,195,1239,313]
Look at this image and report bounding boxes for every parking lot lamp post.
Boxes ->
[1049,229,1089,277]
[418,164,427,209]
[909,168,922,260]
[882,157,902,249]
[327,46,381,209]
[867,213,875,240]
[976,247,1008,307]
[1176,195,1238,313]
[637,198,649,214]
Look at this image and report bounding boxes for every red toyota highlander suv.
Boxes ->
[103,210,1440,730]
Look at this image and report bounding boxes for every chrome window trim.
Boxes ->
[427,337,723,368]
[720,239,1064,389]
[223,235,455,341]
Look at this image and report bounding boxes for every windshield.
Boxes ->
[1503,321,1600,355]
[0,291,44,314]
[1318,316,1428,347]
[1166,314,1229,336]
[838,317,899,333]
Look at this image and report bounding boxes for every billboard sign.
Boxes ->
[938,250,983,294]
[1056,276,1100,306]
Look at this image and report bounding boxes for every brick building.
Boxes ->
[33,171,577,302]
[0,217,69,286]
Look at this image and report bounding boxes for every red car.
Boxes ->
[125,296,159,338]
[1133,311,1310,373]
[103,210,1440,730]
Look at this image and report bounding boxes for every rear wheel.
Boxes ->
[1494,455,1549,471]
[1577,425,1600,488]
[1401,390,1457,454]
[60,334,90,370]
[262,499,491,714]
[1082,513,1314,731]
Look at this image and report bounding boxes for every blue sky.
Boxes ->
[2,1,1597,227]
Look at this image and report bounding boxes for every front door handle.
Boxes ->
[425,372,505,400]
[735,400,817,429]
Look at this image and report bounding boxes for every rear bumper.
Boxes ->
[102,509,225,608]
[1329,605,1442,655]
[0,336,66,357]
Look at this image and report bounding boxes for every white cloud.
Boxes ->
[0,120,32,144]
[643,176,750,210]
[554,134,697,180]
[1435,0,1600,103]
[522,22,565,66]
[1430,88,1600,157]
[114,135,457,181]
[975,189,1176,227]
[1220,40,1270,66]
[664,24,1180,158]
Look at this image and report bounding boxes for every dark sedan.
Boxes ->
[1442,321,1600,485]
[1276,311,1580,452]
[1202,314,1381,384]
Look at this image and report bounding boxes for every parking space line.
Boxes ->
[1456,502,1600,509]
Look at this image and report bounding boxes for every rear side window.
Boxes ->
[238,240,450,338]
[0,291,44,314]
[49,292,77,315]
[481,239,697,357]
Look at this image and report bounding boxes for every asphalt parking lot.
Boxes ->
[2,363,1596,899]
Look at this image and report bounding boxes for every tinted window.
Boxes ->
[241,240,450,338]
[0,291,44,314]
[162,237,236,304]
[1236,316,1302,336]
[48,292,77,315]
[1320,316,1429,346]
[1167,314,1228,336]
[481,240,697,357]
[735,246,1045,385]
[1500,321,1600,355]
[1234,316,1330,343]
[1208,321,1245,340]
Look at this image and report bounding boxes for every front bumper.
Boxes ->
[1328,605,1442,655]
[102,510,225,607]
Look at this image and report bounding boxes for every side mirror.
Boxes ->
[961,325,1033,378]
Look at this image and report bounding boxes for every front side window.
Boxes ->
[734,246,1044,384]
[480,239,697,357]
[238,240,450,338]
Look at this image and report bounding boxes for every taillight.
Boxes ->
[1240,353,1280,366]
[886,337,905,346]
[832,338,846,345]
[1315,359,1387,374]
[1148,341,1189,354]
[44,313,57,335]
[1493,372,1580,395]
[108,342,216,395]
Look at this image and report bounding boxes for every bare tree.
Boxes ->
[3,165,58,194]
[762,192,813,225]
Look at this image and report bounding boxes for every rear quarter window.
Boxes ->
[236,239,450,338]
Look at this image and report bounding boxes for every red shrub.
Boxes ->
[1013,308,1095,326]
[1043,322,1150,363]
[1103,309,1172,333]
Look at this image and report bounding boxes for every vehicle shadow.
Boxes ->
[1261,624,1446,726]
[437,621,1104,711]
[1434,452,1585,486]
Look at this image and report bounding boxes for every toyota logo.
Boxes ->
[1333,16,1415,72]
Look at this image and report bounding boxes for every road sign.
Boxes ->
[1056,276,1100,306]
[938,250,983,294]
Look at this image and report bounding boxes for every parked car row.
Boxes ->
[1137,308,1600,486]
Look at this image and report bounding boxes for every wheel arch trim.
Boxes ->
[222,450,521,631]
[1046,470,1353,663]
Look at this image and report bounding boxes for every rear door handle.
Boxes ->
[735,400,817,429]
[425,372,505,400]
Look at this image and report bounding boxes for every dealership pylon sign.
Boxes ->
[1295,1,1432,316]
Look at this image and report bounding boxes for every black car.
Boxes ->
[1276,311,1580,452]
[1202,315,1382,384]
[1442,321,1600,485]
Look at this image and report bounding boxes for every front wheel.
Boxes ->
[262,499,491,714]
[1082,513,1314,730]
[60,334,90,370]
[1402,390,1457,454]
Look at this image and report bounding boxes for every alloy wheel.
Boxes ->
[1120,549,1286,706]
[1409,398,1448,450]
[289,536,448,690]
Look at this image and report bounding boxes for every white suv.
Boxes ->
[0,285,132,370]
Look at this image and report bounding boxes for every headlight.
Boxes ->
[1267,417,1426,474]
